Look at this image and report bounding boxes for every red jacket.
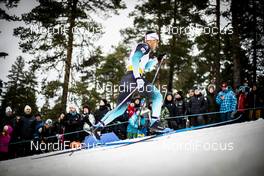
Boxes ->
[127,104,136,118]
[238,93,247,112]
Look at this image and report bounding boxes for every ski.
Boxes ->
[31,147,85,159]
[31,114,242,159]
[102,113,243,149]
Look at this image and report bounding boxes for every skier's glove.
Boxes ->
[136,78,145,89]
[157,53,166,62]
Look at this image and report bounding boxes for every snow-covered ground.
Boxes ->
[1,119,264,176]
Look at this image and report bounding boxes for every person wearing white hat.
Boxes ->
[24,105,32,115]
[64,104,81,143]
[93,31,166,138]
[18,105,35,156]
[5,106,13,117]
[0,107,15,142]
[1,106,14,127]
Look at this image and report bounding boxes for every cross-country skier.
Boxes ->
[93,31,166,138]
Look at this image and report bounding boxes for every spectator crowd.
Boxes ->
[0,82,263,160]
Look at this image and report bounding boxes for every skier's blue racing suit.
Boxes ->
[98,43,163,126]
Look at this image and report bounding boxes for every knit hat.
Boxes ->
[5,106,12,113]
[176,90,184,98]
[164,92,173,104]
[208,84,216,91]
[24,105,32,114]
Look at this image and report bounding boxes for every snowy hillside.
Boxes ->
[1,119,264,176]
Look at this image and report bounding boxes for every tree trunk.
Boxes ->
[231,0,241,88]
[252,0,257,84]
[157,0,162,44]
[61,0,77,112]
[215,0,221,88]
[157,0,162,87]
[167,61,174,92]
[167,0,177,92]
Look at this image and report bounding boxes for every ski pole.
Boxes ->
[151,56,166,84]
[163,89,168,102]
[110,87,138,112]
[95,55,166,129]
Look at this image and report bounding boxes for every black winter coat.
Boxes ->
[188,94,208,115]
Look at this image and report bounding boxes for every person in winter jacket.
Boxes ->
[236,86,249,122]
[17,105,35,156]
[186,89,194,106]
[64,104,81,143]
[125,97,140,120]
[81,105,95,129]
[9,115,22,158]
[237,86,247,112]
[39,119,55,152]
[216,82,237,121]
[0,125,13,161]
[185,89,195,127]
[127,102,136,118]
[53,113,66,144]
[247,85,262,120]
[115,97,140,139]
[0,107,17,158]
[32,114,44,141]
[19,105,35,140]
[188,88,208,126]
[81,105,95,141]
[0,107,15,133]
[30,113,44,154]
[137,99,150,137]
[162,93,177,129]
[206,84,218,123]
[174,91,187,129]
[127,99,150,139]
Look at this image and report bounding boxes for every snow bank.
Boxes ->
[1,119,264,176]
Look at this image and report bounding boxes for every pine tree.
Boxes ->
[2,56,38,114]
[238,0,264,85]
[222,0,264,87]
[0,0,20,57]
[122,0,208,92]
[0,79,3,96]
[14,0,125,112]
[0,0,19,22]
[96,44,127,106]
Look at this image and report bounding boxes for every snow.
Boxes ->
[1,119,264,176]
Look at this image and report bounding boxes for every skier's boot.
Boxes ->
[149,117,166,134]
